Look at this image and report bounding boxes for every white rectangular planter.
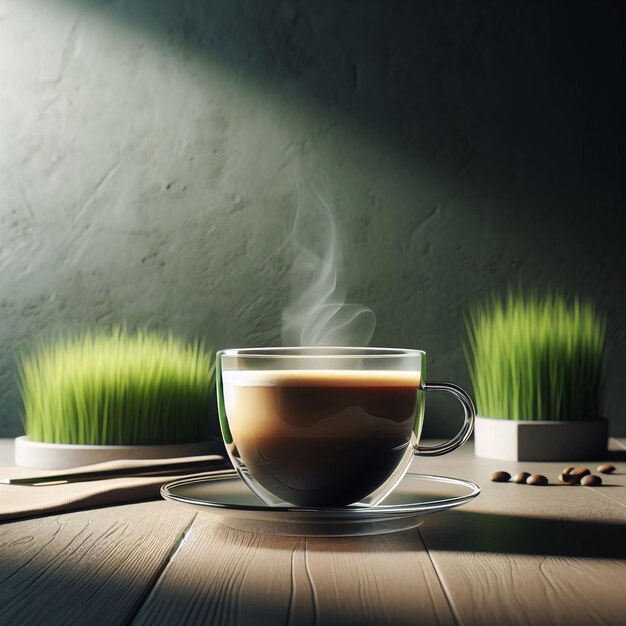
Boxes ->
[14,436,222,469]
[474,417,608,461]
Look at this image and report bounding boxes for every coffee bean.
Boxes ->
[512,472,530,484]
[491,471,511,482]
[597,464,616,474]
[526,474,548,486]
[569,467,590,479]
[562,466,575,476]
[559,472,577,484]
[581,474,602,486]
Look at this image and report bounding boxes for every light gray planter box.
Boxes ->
[474,416,608,461]
[14,436,220,469]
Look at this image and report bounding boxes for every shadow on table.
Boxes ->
[606,449,626,462]
[419,509,626,560]
[214,509,626,560]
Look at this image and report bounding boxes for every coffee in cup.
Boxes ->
[223,369,421,506]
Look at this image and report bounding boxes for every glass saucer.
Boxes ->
[161,472,480,537]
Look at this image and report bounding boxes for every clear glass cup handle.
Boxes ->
[413,381,476,457]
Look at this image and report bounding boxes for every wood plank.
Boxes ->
[133,512,455,626]
[302,531,455,626]
[0,501,195,625]
[416,444,626,626]
[419,538,626,626]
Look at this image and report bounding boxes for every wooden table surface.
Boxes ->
[0,438,625,626]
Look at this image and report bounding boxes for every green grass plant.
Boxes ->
[465,291,605,421]
[17,328,215,445]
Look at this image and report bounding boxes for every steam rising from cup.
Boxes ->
[281,185,376,347]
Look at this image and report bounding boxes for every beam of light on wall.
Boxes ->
[0,0,443,338]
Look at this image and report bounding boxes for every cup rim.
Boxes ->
[218,346,425,358]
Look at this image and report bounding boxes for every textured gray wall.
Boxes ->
[0,0,625,438]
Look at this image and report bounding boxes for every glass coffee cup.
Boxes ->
[217,347,475,507]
